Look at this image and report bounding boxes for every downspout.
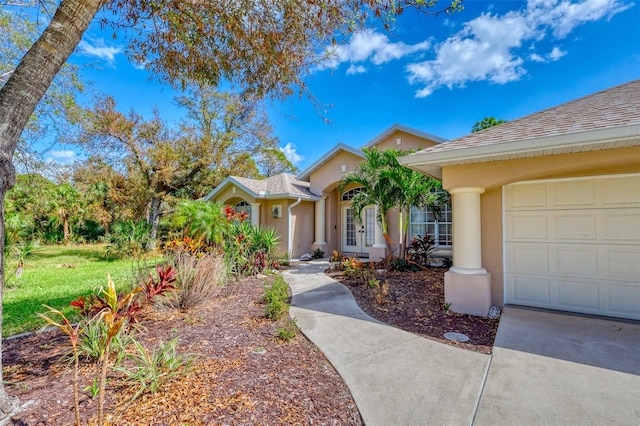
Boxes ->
[288,198,302,258]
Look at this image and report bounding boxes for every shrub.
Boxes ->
[312,248,325,259]
[407,233,436,267]
[264,275,290,320]
[277,317,298,342]
[104,220,151,259]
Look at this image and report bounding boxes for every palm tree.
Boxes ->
[340,147,448,259]
[381,156,447,258]
[47,184,84,245]
[338,148,397,236]
[172,201,229,246]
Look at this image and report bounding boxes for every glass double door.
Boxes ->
[341,205,375,255]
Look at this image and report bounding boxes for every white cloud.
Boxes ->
[346,65,367,75]
[530,53,546,62]
[549,46,567,60]
[280,143,303,165]
[46,150,77,165]
[78,38,122,64]
[321,29,431,73]
[406,0,630,97]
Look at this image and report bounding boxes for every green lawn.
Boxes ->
[3,244,161,337]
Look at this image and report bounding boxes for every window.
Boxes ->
[341,187,363,201]
[409,201,452,246]
[234,200,251,222]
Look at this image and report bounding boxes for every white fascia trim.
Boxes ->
[201,176,258,202]
[296,143,364,181]
[399,123,640,177]
[362,123,448,149]
[262,193,321,201]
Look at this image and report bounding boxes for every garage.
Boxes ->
[504,174,640,320]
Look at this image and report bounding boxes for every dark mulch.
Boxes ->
[4,276,362,425]
[326,267,499,354]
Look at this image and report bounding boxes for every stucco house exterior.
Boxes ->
[399,79,640,321]
[203,124,450,261]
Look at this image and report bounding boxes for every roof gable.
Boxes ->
[361,123,447,148]
[296,143,364,181]
[203,173,318,202]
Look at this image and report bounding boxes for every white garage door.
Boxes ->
[504,175,640,320]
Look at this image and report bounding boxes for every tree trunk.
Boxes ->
[147,197,162,250]
[0,0,106,416]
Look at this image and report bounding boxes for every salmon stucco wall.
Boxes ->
[310,151,364,195]
[290,201,315,258]
[373,130,440,152]
[441,146,640,306]
[215,186,255,205]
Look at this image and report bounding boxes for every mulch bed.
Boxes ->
[326,267,500,354]
[4,276,363,425]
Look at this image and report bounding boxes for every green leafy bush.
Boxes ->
[263,275,289,320]
[277,317,298,342]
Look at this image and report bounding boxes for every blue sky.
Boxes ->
[49,0,640,171]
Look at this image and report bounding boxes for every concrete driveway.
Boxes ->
[284,262,640,425]
[475,307,640,425]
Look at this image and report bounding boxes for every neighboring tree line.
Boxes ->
[5,85,298,251]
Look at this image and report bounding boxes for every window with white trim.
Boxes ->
[234,200,251,222]
[409,200,452,246]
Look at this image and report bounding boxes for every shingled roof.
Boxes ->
[399,79,640,178]
[203,173,318,202]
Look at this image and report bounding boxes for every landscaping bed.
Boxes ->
[326,267,499,354]
[4,275,363,425]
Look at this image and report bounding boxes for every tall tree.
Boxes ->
[471,116,507,133]
[174,86,292,187]
[0,0,460,416]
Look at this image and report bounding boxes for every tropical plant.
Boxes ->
[407,233,437,267]
[172,201,229,247]
[379,153,446,258]
[7,239,43,281]
[114,338,195,403]
[142,264,178,304]
[338,148,398,237]
[105,220,151,258]
[37,306,83,426]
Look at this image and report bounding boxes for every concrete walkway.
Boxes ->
[283,261,490,425]
[283,261,640,426]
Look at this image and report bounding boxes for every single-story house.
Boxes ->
[203,124,451,261]
[399,79,640,320]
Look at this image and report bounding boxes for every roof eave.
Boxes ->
[399,123,640,179]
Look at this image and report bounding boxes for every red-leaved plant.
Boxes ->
[143,264,179,303]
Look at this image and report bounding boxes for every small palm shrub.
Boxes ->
[105,220,151,258]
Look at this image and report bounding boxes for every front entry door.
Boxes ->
[342,205,375,256]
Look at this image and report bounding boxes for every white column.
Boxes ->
[373,205,386,248]
[250,203,260,226]
[449,187,486,274]
[313,197,327,245]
